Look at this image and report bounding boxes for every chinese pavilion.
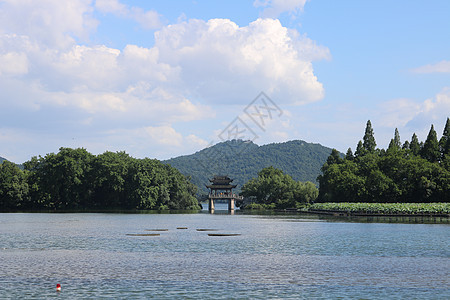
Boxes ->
[206,175,243,212]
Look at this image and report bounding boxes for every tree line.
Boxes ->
[0,148,200,211]
[240,166,318,209]
[317,118,450,203]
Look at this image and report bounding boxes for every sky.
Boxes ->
[1,0,449,163]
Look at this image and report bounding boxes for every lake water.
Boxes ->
[1,206,449,299]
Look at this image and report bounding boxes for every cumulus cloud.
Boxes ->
[406,89,450,128]
[0,0,97,48]
[254,0,308,18]
[95,0,164,29]
[411,60,450,74]
[0,1,328,161]
[155,18,329,104]
[1,16,328,113]
[0,33,207,124]
[379,89,450,133]
[43,44,176,92]
[0,51,28,76]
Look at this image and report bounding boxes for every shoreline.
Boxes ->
[2,202,449,219]
[285,209,449,218]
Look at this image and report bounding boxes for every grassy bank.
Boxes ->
[306,202,450,215]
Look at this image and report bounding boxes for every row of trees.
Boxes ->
[317,118,450,202]
[240,166,318,209]
[0,148,200,211]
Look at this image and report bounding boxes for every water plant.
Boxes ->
[307,202,449,215]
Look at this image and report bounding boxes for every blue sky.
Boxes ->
[0,0,449,163]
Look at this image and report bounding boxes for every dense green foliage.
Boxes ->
[308,202,449,215]
[1,148,200,211]
[165,139,334,195]
[241,166,318,209]
[318,118,450,203]
[0,161,29,210]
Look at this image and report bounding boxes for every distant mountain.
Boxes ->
[164,139,335,195]
[0,156,24,169]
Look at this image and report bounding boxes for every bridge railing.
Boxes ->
[208,193,243,200]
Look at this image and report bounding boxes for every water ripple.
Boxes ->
[0,213,449,299]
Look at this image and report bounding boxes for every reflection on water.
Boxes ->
[202,201,236,214]
[1,213,449,299]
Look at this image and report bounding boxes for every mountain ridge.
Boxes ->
[163,139,335,195]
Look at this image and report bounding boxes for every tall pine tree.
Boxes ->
[402,140,410,151]
[410,133,420,156]
[393,128,401,148]
[439,117,450,157]
[363,120,376,153]
[421,125,440,163]
[387,139,397,152]
[345,148,354,161]
[326,149,342,165]
[387,128,401,152]
[355,140,365,158]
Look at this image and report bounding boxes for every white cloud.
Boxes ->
[0,32,208,123]
[376,89,450,144]
[94,0,127,15]
[95,0,164,29]
[131,7,164,30]
[0,51,28,76]
[1,17,328,113]
[0,1,329,161]
[409,88,450,126]
[0,80,210,124]
[378,98,422,127]
[254,0,308,18]
[411,60,450,74]
[0,0,97,49]
[185,134,209,148]
[143,126,183,147]
[155,18,329,105]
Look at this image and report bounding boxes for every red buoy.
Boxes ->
[56,284,61,292]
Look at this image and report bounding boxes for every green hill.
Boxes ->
[164,139,335,195]
[0,156,24,169]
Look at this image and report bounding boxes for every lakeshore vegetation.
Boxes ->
[240,118,449,212]
[307,202,450,215]
[240,166,318,209]
[1,118,448,213]
[317,118,450,203]
[0,149,200,211]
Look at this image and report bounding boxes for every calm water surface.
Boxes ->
[1,207,449,299]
